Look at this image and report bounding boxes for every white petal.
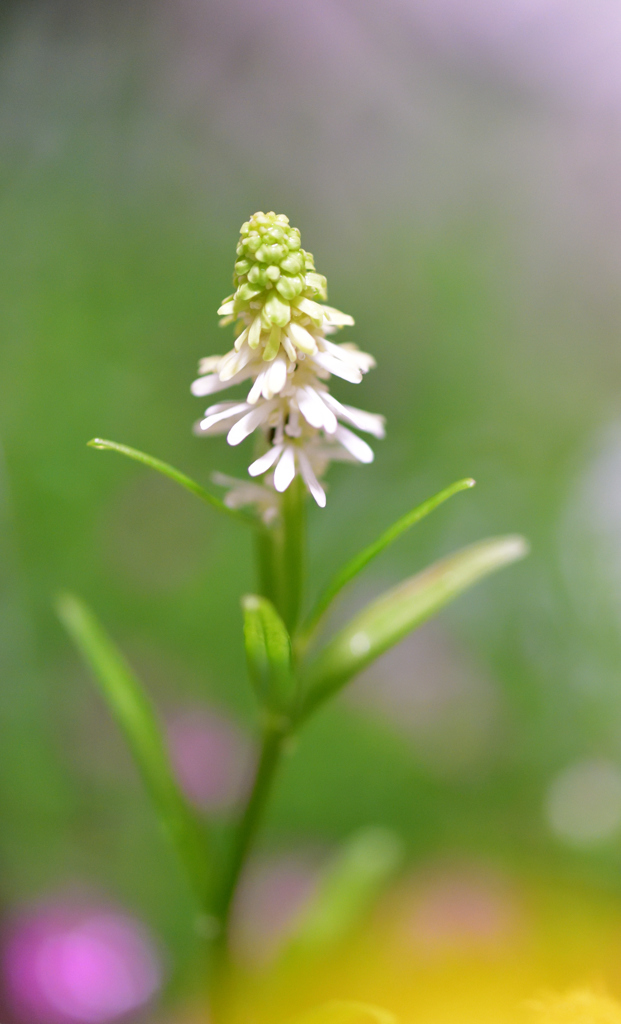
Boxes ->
[263,356,288,398]
[204,401,246,416]
[285,405,302,437]
[227,403,273,446]
[247,370,267,405]
[312,351,363,384]
[297,386,338,433]
[322,305,354,327]
[298,449,326,507]
[198,355,222,374]
[322,394,386,438]
[334,425,374,463]
[198,402,250,434]
[248,445,283,477]
[234,326,250,352]
[312,444,358,464]
[287,322,318,355]
[212,472,279,518]
[282,333,297,361]
[191,374,225,397]
[219,345,254,381]
[273,446,297,492]
[192,361,255,395]
[322,338,375,372]
[217,300,234,316]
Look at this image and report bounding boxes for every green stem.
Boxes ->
[254,525,281,607]
[209,479,305,1001]
[212,726,285,955]
[281,475,306,634]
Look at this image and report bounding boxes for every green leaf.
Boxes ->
[282,827,403,958]
[87,438,256,526]
[299,535,528,721]
[289,1002,397,1024]
[242,595,295,718]
[298,477,475,650]
[55,592,211,906]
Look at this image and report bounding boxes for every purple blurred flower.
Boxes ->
[166,706,252,812]
[3,901,161,1024]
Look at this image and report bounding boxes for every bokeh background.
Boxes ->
[4,1,621,1020]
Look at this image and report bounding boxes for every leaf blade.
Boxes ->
[88,438,256,526]
[55,592,211,906]
[298,478,475,648]
[299,535,528,721]
[282,827,403,959]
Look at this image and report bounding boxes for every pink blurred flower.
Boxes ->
[231,854,319,965]
[401,865,521,955]
[3,900,161,1024]
[166,706,252,812]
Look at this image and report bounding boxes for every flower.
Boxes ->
[2,897,161,1024]
[192,212,384,509]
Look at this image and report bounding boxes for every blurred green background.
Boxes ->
[3,0,621,1014]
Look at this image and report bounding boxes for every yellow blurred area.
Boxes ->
[219,872,621,1024]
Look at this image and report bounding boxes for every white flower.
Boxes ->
[192,212,384,509]
[211,473,280,525]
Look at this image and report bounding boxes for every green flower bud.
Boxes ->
[245,233,261,253]
[264,291,291,327]
[280,252,305,275]
[230,214,322,312]
[236,281,262,304]
[248,264,267,287]
[305,272,328,299]
[217,212,353,364]
[276,274,304,301]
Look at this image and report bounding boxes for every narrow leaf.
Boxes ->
[242,594,295,716]
[289,1002,397,1024]
[55,592,210,905]
[299,477,475,648]
[283,827,403,958]
[88,438,256,526]
[299,535,528,721]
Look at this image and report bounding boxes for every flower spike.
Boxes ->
[192,212,383,509]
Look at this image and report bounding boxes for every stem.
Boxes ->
[254,525,280,607]
[281,475,306,634]
[212,726,285,952]
[209,479,306,1005]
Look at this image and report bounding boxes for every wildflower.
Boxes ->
[192,212,384,509]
